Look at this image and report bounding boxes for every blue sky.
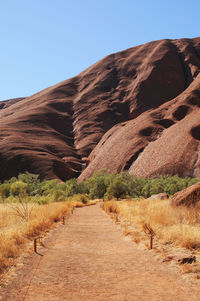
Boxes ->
[0,0,199,100]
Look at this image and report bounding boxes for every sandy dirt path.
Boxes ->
[1,203,200,301]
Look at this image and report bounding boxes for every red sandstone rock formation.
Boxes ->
[171,182,200,206]
[0,38,200,181]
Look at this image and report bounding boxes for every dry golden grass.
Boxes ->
[0,201,77,274]
[103,199,200,250]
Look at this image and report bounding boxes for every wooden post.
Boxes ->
[63,216,65,225]
[150,235,153,250]
[142,223,155,250]
[34,238,37,252]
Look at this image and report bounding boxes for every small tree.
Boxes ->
[89,177,107,199]
[106,178,129,200]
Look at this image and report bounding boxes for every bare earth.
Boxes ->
[1,204,200,301]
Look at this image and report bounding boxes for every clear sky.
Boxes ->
[0,0,200,100]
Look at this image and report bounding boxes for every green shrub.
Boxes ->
[52,189,66,202]
[80,194,88,204]
[41,179,58,195]
[18,172,41,195]
[68,193,89,203]
[37,199,49,205]
[10,181,28,197]
[65,178,80,196]
[0,183,10,202]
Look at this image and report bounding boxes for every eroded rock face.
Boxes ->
[0,38,200,181]
[171,182,200,207]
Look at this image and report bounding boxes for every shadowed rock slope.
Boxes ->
[0,38,200,181]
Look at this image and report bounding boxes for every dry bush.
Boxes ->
[103,200,120,214]
[103,199,200,250]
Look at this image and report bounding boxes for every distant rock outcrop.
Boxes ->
[0,37,200,181]
[148,193,169,200]
[171,182,200,206]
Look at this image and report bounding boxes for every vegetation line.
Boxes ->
[0,170,199,203]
